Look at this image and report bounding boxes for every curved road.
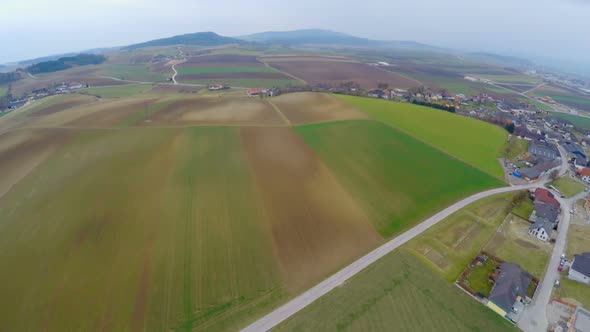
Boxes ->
[171,63,179,84]
[242,182,546,332]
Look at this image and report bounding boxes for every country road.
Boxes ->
[241,182,547,332]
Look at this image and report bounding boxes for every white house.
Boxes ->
[528,219,553,242]
[569,253,590,285]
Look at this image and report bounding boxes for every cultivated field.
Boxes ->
[275,250,517,332]
[337,95,508,178]
[96,63,171,82]
[405,192,518,281]
[295,120,503,237]
[528,85,590,111]
[175,55,299,87]
[549,111,590,129]
[138,96,285,126]
[271,92,368,124]
[262,56,421,89]
[82,84,155,98]
[551,177,585,197]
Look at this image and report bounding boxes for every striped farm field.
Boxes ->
[337,95,508,178]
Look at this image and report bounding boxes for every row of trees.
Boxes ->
[411,99,456,113]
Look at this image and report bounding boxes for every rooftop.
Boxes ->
[572,253,590,277]
[488,262,533,313]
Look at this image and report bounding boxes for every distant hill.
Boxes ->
[123,32,244,50]
[26,54,106,74]
[19,53,77,66]
[237,29,442,51]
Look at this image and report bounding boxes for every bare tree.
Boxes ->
[549,170,559,181]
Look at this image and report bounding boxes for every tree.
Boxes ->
[549,169,559,181]
[377,82,389,90]
[504,122,515,134]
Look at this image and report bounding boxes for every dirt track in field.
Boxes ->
[272,92,369,124]
[0,129,72,199]
[240,127,382,291]
[141,97,284,126]
[264,57,421,89]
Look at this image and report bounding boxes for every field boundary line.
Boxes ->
[373,66,423,86]
[258,58,308,85]
[266,100,292,126]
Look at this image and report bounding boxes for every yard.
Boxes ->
[551,177,585,198]
[275,250,517,332]
[566,224,590,258]
[405,192,519,281]
[553,278,590,309]
[500,138,529,160]
[511,194,534,220]
[337,95,508,178]
[484,215,552,278]
[464,259,497,297]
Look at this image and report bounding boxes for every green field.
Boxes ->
[337,95,508,178]
[551,177,585,197]
[276,250,517,332]
[554,278,590,308]
[511,195,534,220]
[0,127,285,331]
[549,111,590,129]
[209,48,264,56]
[295,120,504,237]
[405,192,517,281]
[82,84,154,98]
[177,66,277,75]
[179,78,302,88]
[0,86,7,97]
[478,75,542,85]
[97,63,170,82]
[518,98,552,111]
[529,88,590,111]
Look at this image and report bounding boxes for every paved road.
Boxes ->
[241,183,545,332]
[518,190,588,332]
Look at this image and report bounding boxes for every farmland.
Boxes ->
[82,83,155,98]
[295,120,504,237]
[528,85,590,111]
[337,95,508,178]
[262,55,421,89]
[0,87,514,331]
[96,63,170,82]
[405,192,518,281]
[275,250,517,332]
[548,111,590,129]
[551,177,585,197]
[175,55,300,87]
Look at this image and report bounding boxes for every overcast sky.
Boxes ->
[1,0,589,67]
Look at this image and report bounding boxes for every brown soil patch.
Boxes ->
[272,92,368,124]
[265,59,421,89]
[178,72,287,80]
[183,54,260,64]
[29,95,98,117]
[142,97,284,126]
[240,127,382,291]
[0,129,72,198]
[68,98,160,127]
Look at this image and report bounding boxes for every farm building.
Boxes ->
[528,141,559,160]
[564,142,587,160]
[519,159,560,181]
[528,219,553,242]
[569,253,590,285]
[246,88,266,97]
[486,263,533,320]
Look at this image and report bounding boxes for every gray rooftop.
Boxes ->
[574,306,590,332]
[529,218,554,237]
[572,253,590,278]
[533,202,559,223]
[488,263,533,313]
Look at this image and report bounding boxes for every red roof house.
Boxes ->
[533,188,560,208]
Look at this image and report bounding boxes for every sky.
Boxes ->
[1,0,589,68]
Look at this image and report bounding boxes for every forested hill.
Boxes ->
[26,54,106,74]
[123,32,243,50]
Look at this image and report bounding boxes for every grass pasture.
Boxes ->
[529,85,590,111]
[276,250,517,332]
[81,83,155,98]
[548,111,590,129]
[551,177,585,197]
[295,120,504,237]
[405,192,517,281]
[337,95,508,178]
[271,92,368,124]
[0,86,7,97]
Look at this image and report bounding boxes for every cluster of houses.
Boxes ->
[527,188,561,242]
[3,81,88,112]
[245,88,280,97]
[512,141,561,181]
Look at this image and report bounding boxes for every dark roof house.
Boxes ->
[487,263,533,316]
[569,253,590,285]
[528,141,559,160]
[533,201,559,223]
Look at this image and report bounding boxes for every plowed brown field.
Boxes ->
[272,92,368,124]
[240,127,382,291]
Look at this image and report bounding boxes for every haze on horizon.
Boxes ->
[1,0,589,68]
